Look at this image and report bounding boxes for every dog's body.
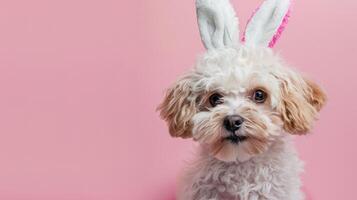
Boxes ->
[173,49,307,200]
[178,136,303,200]
[158,0,326,199]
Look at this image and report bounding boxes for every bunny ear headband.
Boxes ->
[196,0,291,50]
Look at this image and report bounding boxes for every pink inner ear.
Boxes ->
[268,9,291,48]
[241,3,292,48]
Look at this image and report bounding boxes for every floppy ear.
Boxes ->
[278,72,326,134]
[243,0,291,48]
[196,0,240,50]
[157,75,198,138]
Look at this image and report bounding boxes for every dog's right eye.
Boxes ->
[209,93,223,107]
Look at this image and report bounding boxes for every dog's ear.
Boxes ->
[157,75,197,138]
[303,78,326,112]
[277,71,326,134]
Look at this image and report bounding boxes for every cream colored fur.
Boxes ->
[158,0,326,199]
[177,136,303,200]
[158,48,326,200]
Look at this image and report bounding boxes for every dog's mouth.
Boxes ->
[224,134,248,144]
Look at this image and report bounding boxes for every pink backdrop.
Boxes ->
[0,0,355,199]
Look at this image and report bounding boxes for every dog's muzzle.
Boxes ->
[223,115,247,143]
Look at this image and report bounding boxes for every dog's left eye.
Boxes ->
[209,93,223,107]
[252,89,267,103]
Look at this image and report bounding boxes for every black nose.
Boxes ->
[223,115,244,132]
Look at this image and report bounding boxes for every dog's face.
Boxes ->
[158,48,326,162]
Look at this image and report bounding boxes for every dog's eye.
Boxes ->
[209,93,223,107]
[252,90,267,103]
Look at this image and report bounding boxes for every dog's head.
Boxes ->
[158,0,326,162]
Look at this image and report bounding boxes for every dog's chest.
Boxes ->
[196,160,280,199]
[187,146,303,200]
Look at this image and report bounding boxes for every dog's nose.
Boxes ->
[223,115,244,132]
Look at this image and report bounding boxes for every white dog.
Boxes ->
[158,0,326,199]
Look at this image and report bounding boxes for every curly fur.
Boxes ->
[158,48,326,200]
[158,0,326,199]
[177,136,304,200]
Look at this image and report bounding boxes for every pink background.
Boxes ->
[0,0,355,199]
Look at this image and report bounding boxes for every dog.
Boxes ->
[158,0,326,199]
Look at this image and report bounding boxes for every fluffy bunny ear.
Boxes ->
[196,0,240,50]
[242,0,291,48]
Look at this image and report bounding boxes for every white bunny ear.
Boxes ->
[196,0,239,50]
[242,0,291,48]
